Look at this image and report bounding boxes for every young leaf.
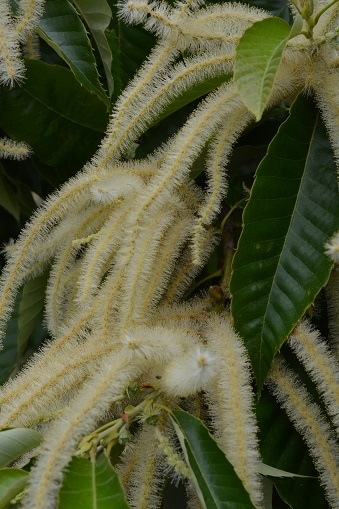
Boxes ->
[37,0,109,107]
[171,410,256,509]
[0,429,42,468]
[0,468,28,509]
[73,0,114,98]
[18,272,48,356]
[230,94,339,392]
[234,17,291,121]
[57,455,131,509]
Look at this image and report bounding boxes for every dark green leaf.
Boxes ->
[73,0,114,98]
[0,468,28,509]
[0,292,20,385]
[0,60,108,186]
[172,410,256,509]
[0,166,20,222]
[257,389,329,509]
[234,17,291,121]
[58,455,131,509]
[37,0,109,107]
[18,272,48,356]
[0,429,42,468]
[230,94,339,392]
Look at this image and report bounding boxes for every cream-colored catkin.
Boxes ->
[0,304,98,415]
[289,321,339,436]
[117,425,164,509]
[0,137,32,159]
[89,44,237,167]
[192,107,252,264]
[22,31,40,59]
[0,170,102,343]
[0,0,25,85]
[0,334,116,428]
[45,202,112,334]
[22,351,139,509]
[268,357,339,508]
[136,213,193,318]
[14,0,45,42]
[205,314,263,508]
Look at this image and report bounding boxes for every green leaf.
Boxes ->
[257,389,329,509]
[0,166,20,222]
[0,429,42,468]
[0,59,108,186]
[37,0,109,107]
[234,17,291,121]
[0,291,21,385]
[58,455,131,509]
[258,463,313,478]
[0,468,28,509]
[73,0,114,98]
[172,410,256,509]
[18,272,48,356]
[230,94,339,392]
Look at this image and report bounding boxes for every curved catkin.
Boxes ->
[204,314,263,508]
[136,213,193,318]
[14,0,45,42]
[0,171,101,342]
[0,0,25,85]
[0,335,115,429]
[117,425,164,509]
[268,357,339,508]
[45,202,112,334]
[22,351,139,509]
[192,107,252,264]
[89,44,237,166]
[289,321,339,436]
[0,305,97,414]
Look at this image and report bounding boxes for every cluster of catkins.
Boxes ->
[0,0,338,508]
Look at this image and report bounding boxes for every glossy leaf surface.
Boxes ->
[0,60,108,185]
[231,94,339,392]
[172,410,256,509]
[0,468,28,509]
[37,0,109,106]
[58,455,130,509]
[234,17,290,120]
[0,429,42,468]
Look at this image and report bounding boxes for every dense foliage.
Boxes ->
[0,0,338,508]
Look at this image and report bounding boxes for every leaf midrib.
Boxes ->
[257,112,319,380]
